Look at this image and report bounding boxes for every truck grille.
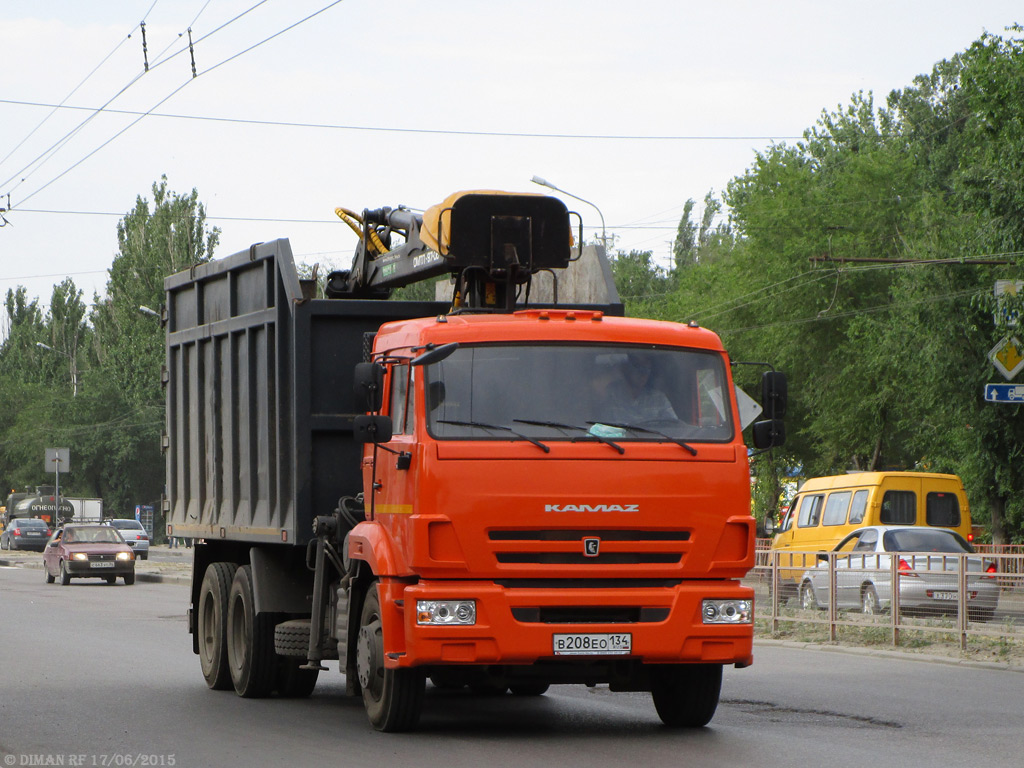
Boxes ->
[488,529,689,566]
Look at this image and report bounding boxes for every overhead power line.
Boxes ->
[0,99,805,142]
[8,0,348,208]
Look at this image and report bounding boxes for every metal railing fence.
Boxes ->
[748,545,1024,652]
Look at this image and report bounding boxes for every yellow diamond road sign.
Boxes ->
[989,335,1024,380]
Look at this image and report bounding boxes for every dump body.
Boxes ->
[165,239,450,545]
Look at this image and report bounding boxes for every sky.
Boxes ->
[0,0,1021,322]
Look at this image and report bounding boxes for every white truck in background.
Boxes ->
[67,498,104,522]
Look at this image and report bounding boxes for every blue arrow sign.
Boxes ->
[984,383,1024,403]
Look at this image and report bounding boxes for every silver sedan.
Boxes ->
[798,526,999,621]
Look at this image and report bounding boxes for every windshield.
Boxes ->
[65,527,123,544]
[110,520,142,529]
[425,344,733,443]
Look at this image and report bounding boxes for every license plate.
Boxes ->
[90,562,115,568]
[933,591,957,600]
[553,633,632,656]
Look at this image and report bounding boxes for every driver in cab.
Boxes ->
[593,353,677,424]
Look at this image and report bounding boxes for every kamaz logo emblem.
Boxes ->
[544,504,639,513]
[583,538,600,557]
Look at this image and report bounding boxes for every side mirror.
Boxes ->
[752,419,785,449]
[353,414,393,444]
[353,362,385,412]
[411,342,459,367]
[761,370,787,418]
[762,516,775,536]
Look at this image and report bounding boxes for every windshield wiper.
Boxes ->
[436,419,550,453]
[513,418,625,455]
[587,421,698,456]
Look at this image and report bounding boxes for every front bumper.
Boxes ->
[66,560,135,577]
[380,579,754,668]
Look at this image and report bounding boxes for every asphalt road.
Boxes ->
[0,564,1021,768]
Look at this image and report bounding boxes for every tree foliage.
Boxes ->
[0,178,218,521]
[609,29,1024,542]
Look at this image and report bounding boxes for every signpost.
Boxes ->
[44,448,70,519]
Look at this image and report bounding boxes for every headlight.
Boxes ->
[702,599,752,624]
[116,552,133,561]
[72,553,88,561]
[416,600,476,625]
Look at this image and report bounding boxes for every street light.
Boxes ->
[138,305,160,318]
[37,342,78,397]
[530,175,608,252]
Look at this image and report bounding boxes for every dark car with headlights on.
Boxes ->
[0,518,52,551]
[43,524,136,585]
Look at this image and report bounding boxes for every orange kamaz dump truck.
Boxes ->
[164,191,785,731]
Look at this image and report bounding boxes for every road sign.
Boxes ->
[988,336,1024,380]
[44,447,70,473]
[984,383,1024,403]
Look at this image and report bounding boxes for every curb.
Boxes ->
[754,637,1024,674]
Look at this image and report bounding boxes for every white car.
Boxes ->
[106,518,150,560]
[798,526,999,621]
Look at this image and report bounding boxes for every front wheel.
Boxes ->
[45,566,55,584]
[800,581,819,611]
[357,582,424,732]
[862,585,881,615]
[59,560,71,586]
[651,664,722,728]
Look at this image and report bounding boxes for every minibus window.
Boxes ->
[880,490,916,525]
[848,490,868,524]
[797,494,824,527]
[926,492,961,527]
[822,491,852,526]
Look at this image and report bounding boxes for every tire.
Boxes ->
[862,585,881,615]
[45,567,55,584]
[198,562,238,690]
[123,571,136,586]
[105,576,116,585]
[651,664,722,728]
[800,581,819,611]
[59,560,71,586]
[509,683,550,696]
[227,564,277,698]
[140,553,148,561]
[357,582,425,732]
[273,619,312,657]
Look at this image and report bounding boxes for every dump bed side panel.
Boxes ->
[164,239,447,545]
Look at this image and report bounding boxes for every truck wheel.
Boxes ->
[651,664,722,728]
[226,564,277,697]
[357,582,425,732]
[199,562,238,690]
